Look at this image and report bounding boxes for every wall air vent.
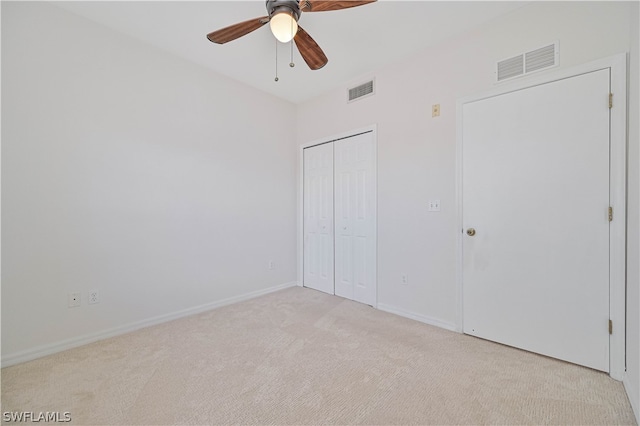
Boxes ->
[348,79,375,103]
[496,42,559,82]
[497,54,524,81]
[525,43,557,73]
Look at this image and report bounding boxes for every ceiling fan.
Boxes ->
[207,0,377,71]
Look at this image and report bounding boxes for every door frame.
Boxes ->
[297,124,378,307]
[455,53,627,380]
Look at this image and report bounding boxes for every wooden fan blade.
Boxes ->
[294,26,328,70]
[207,16,269,44]
[299,0,376,12]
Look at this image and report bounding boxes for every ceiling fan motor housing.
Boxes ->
[266,0,301,21]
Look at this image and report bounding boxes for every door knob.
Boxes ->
[466,228,476,236]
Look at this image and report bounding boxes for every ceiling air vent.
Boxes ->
[496,42,559,82]
[348,79,374,103]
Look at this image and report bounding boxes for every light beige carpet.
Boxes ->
[1,286,636,425]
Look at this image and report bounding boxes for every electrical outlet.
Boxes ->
[428,199,441,212]
[88,290,99,305]
[268,261,275,270]
[68,292,81,308]
[401,274,409,285]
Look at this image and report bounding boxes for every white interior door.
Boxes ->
[303,143,334,295]
[334,132,376,306]
[462,69,611,371]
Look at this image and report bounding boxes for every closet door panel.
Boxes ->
[334,132,376,306]
[303,143,334,295]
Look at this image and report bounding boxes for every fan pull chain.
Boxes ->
[274,39,279,82]
[290,41,295,67]
[289,18,295,68]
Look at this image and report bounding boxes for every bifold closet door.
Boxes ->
[334,132,376,306]
[303,143,334,295]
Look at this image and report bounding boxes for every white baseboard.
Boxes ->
[377,303,457,332]
[624,373,640,424]
[1,281,298,368]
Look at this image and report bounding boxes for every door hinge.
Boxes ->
[609,93,613,109]
[608,206,613,222]
[609,319,613,335]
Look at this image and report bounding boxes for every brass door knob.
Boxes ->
[466,228,476,236]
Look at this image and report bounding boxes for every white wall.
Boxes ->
[297,1,634,333]
[1,2,297,364]
[2,4,638,417]
[625,1,640,419]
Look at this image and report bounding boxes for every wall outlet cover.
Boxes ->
[68,292,81,308]
[88,290,99,304]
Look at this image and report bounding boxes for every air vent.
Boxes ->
[496,42,558,82]
[348,79,374,102]
[525,43,556,73]
[497,55,524,81]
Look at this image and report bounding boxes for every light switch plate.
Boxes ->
[429,200,441,212]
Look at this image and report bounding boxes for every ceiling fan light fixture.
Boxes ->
[207,0,377,70]
[269,9,298,43]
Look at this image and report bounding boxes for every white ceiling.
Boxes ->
[54,1,528,104]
